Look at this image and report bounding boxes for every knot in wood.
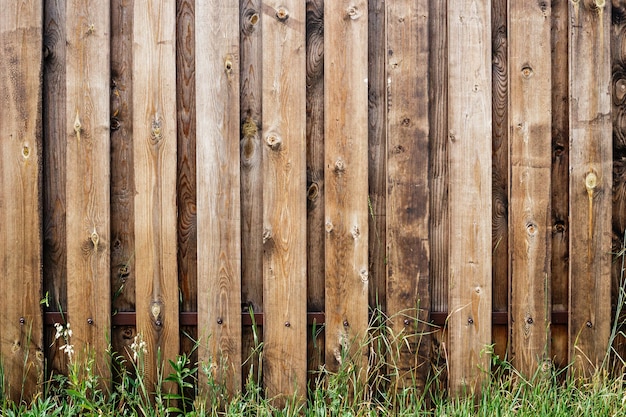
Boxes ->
[276,7,289,21]
[346,6,361,19]
[325,221,334,233]
[585,171,598,191]
[265,133,282,150]
[359,268,369,283]
[521,65,533,79]
[334,158,345,173]
[224,59,233,73]
[151,117,162,142]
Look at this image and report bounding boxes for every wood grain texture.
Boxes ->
[176,0,198,396]
[261,0,307,400]
[306,0,325,381]
[196,0,242,396]
[508,0,552,376]
[447,0,492,396]
[568,0,612,376]
[65,0,111,376]
[324,0,369,374]
[550,0,570,368]
[385,0,430,390]
[368,0,387,311]
[43,0,68,375]
[239,0,263,388]
[110,0,136,365]
[133,0,179,390]
[306,0,324,315]
[429,0,448,314]
[0,0,44,400]
[491,0,508,361]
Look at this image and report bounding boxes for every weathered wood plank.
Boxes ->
[550,0,570,369]
[65,0,111,375]
[261,0,307,400]
[368,0,386,312]
[110,0,136,366]
[568,0,612,375]
[447,0,492,395]
[176,0,198,397]
[196,0,242,396]
[385,0,430,390]
[324,0,369,374]
[429,0,448,314]
[133,0,179,389]
[240,0,263,387]
[0,0,44,400]
[43,0,68,375]
[491,0,508,360]
[306,0,325,382]
[508,0,552,376]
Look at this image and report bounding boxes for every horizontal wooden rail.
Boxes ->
[44,311,568,327]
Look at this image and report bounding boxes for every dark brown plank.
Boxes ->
[550,0,570,369]
[43,0,68,376]
[110,0,136,366]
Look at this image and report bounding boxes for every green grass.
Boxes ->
[2,234,625,416]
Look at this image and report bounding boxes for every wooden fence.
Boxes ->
[1,0,625,402]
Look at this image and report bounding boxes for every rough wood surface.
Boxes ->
[508,0,552,376]
[261,0,307,400]
[306,0,325,380]
[368,0,387,311]
[550,0,570,369]
[43,0,68,375]
[239,0,263,387]
[176,0,198,395]
[447,0,492,396]
[429,0,448,314]
[385,0,430,390]
[0,0,44,400]
[110,0,136,365]
[324,0,369,374]
[568,0,612,376]
[65,0,111,376]
[196,0,242,396]
[491,0,508,359]
[133,0,179,390]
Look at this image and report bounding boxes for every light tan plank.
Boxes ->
[568,0,612,376]
[385,0,430,390]
[65,0,111,376]
[133,0,179,389]
[324,0,369,375]
[508,0,552,376]
[196,0,242,397]
[261,0,307,401]
[0,0,44,400]
[447,0,492,396]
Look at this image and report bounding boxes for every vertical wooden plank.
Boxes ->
[612,0,626,364]
[261,0,307,400]
[568,0,612,375]
[176,0,198,397]
[508,0,552,376]
[385,0,430,390]
[196,0,242,396]
[491,0,508,360]
[368,0,387,312]
[0,0,44,400]
[429,0,448,314]
[239,0,263,386]
[324,0,369,373]
[110,0,136,365]
[550,0,570,369]
[43,0,68,375]
[65,0,110,374]
[447,0,492,396]
[133,0,179,388]
[306,0,325,381]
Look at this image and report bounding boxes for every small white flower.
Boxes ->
[60,343,74,361]
[130,333,147,361]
